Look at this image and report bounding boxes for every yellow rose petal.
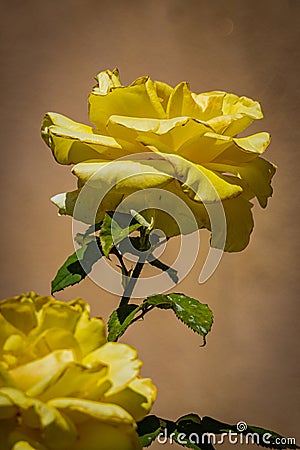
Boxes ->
[12,441,41,450]
[75,419,142,450]
[222,92,263,118]
[1,387,77,450]
[105,377,157,422]
[89,76,166,132]
[51,187,123,225]
[108,114,213,151]
[0,389,18,419]
[207,113,255,136]
[41,113,100,164]
[27,361,109,402]
[154,80,173,111]
[83,342,142,396]
[206,157,276,208]
[232,131,270,156]
[72,159,173,191]
[167,81,207,120]
[178,131,233,163]
[30,328,81,359]
[74,311,106,357]
[0,297,37,335]
[0,363,17,388]
[33,300,82,335]
[213,196,254,252]
[93,68,122,95]
[9,350,74,391]
[42,112,137,164]
[51,398,142,450]
[50,397,135,425]
[162,154,242,202]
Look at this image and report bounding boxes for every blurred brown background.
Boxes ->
[1,0,299,448]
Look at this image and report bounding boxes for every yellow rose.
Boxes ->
[0,292,156,450]
[41,69,276,251]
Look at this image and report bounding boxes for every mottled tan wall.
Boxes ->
[1,0,299,448]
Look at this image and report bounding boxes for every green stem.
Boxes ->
[119,256,146,307]
[117,227,168,308]
[111,247,130,277]
[130,304,155,325]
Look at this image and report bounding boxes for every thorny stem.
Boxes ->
[118,228,169,308]
[130,305,155,325]
[111,247,130,278]
[119,256,146,307]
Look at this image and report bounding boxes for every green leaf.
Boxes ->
[99,212,142,257]
[51,238,102,294]
[174,414,211,450]
[130,209,153,229]
[145,293,213,344]
[74,222,102,245]
[108,293,213,343]
[137,414,209,450]
[137,414,299,450]
[137,415,162,447]
[107,304,141,342]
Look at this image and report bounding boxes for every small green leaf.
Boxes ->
[107,304,141,342]
[75,223,103,245]
[137,415,162,447]
[130,209,153,229]
[145,293,213,344]
[137,414,205,450]
[51,238,101,294]
[99,212,142,257]
[144,293,172,309]
[175,414,215,450]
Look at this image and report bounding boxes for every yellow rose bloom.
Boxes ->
[41,69,276,251]
[0,292,156,450]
